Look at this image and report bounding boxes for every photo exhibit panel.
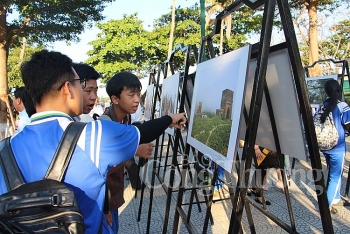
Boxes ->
[187,45,252,173]
[144,84,155,121]
[160,73,180,136]
[305,75,338,109]
[238,46,308,161]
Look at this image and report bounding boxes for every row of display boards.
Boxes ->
[133,0,350,233]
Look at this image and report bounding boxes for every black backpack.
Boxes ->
[0,122,86,233]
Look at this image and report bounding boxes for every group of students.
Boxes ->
[0,49,187,234]
[2,49,350,233]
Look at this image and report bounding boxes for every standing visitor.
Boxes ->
[316,79,350,214]
[12,87,31,132]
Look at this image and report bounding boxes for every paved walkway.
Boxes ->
[118,138,350,233]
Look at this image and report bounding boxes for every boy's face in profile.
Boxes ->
[82,79,98,114]
[69,68,84,117]
[114,87,141,114]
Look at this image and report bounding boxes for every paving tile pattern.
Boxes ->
[118,138,350,234]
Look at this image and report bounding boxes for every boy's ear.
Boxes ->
[111,95,119,104]
[15,97,21,105]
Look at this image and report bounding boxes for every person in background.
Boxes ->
[91,97,104,118]
[261,149,285,193]
[12,87,32,132]
[317,79,350,214]
[0,50,187,233]
[72,63,99,122]
[210,162,230,199]
[131,103,143,124]
[248,145,272,205]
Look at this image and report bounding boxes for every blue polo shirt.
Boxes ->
[0,111,139,234]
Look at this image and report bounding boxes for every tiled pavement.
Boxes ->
[118,138,350,234]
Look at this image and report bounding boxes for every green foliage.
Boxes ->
[319,19,350,60]
[4,0,112,46]
[152,6,201,69]
[289,0,342,12]
[7,44,44,89]
[191,114,232,156]
[205,4,263,53]
[207,124,231,156]
[86,13,152,82]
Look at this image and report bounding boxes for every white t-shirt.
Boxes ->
[16,109,31,133]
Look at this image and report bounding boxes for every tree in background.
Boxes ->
[205,0,235,55]
[150,5,201,70]
[167,0,177,76]
[0,0,113,138]
[319,19,350,61]
[205,2,263,54]
[289,0,346,76]
[7,45,44,89]
[86,13,152,82]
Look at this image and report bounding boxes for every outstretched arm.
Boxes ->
[136,113,186,144]
[135,143,155,159]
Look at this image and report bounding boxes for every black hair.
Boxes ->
[106,72,142,98]
[14,87,36,117]
[321,79,341,123]
[72,63,100,81]
[21,50,74,105]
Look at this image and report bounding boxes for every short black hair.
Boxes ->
[14,87,26,99]
[14,87,36,117]
[106,72,141,98]
[73,63,100,81]
[21,50,74,105]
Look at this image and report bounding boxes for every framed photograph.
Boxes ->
[160,73,180,135]
[187,45,252,173]
[238,45,308,162]
[144,84,154,121]
[305,75,338,108]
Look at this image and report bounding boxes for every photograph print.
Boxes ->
[160,73,180,135]
[144,84,154,121]
[187,45,251,172]
[306,75,338,108]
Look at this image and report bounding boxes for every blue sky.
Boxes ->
[51,0,197,63]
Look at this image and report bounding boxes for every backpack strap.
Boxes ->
[0,137,25,190]
[45,122,86,181]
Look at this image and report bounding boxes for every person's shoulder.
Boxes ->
[337,101,350,112]
[79,114,93,122]
[98,114,112,121]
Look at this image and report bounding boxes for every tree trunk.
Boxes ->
[220,20,224,55]
[0,12,14,139]
[167,0,176,77]
[20,37,27,62]
[308,0,322,76]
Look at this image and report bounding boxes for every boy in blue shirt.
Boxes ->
[0,50,186,233]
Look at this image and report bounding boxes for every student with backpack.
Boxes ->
[316,79,350,214]
[0,50,186,233]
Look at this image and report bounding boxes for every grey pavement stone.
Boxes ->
[118,137,350,233]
